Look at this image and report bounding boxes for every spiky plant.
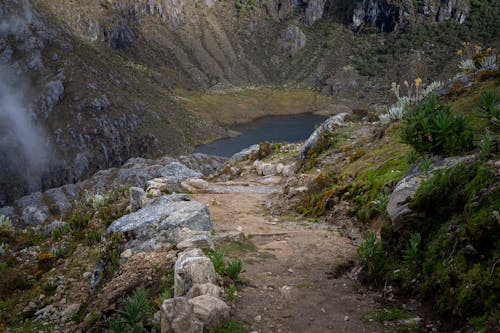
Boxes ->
[208,249,225,275]
[109,289,150,333]
[479,55,497,70]
[224,259,245,281]
[458,59,476,73]
[0,215,12,231]
[476,90,499,118]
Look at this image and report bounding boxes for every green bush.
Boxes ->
[401,94,473,156]
[357,233,385,278]
[366,161,499,329]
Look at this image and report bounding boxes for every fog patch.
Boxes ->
[0,65,49,194]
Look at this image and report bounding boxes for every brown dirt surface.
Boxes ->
[192,163,386,333]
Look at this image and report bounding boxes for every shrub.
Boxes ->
[401,94,473,156]
[369,161,500,329]
[357,233,385,278]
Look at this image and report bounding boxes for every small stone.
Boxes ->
[120,249,133,259]
[254,315,262,322]
[344,315,349,321]
[236,226,243,232]
[83,271,92,279]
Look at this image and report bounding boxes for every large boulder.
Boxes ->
[174,248,216,297]
[160,295,229,333]
[106,194,212,252]
[15,192,50,227]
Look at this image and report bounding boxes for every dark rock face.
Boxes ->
[104,23,135,49]
[305,0,326,27]
[350,0,470,33]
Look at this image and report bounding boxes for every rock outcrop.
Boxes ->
[107,195,212,252]
[300,113,349,159]
[284,26,307,56]
[10,154,223,227]
[387,155,475,224]
[304,0,326,27]
[350,0,470,33]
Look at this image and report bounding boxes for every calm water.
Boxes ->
[195,113,326,157]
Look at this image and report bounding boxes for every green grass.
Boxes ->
[365,307,413,323]
[180,88,334,126]
[214,321,245,333]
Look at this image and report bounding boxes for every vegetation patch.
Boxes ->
[359,160,500,330]
[180,88,333,126]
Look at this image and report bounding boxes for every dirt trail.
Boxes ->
[192,164,385,333]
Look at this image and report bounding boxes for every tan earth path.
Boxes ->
[192,166,385,333]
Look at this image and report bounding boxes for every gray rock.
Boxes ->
[0,206,14,220]
[177,234,214,250]
[174,248,216,297]
[180,178,209,193]
[261,163,277,176]
[212,230,245,244]
[282,163,297,177]
[130,187,146,212]
[305,0,325,27]
[284,26,307,56]
[38,80,64,119]
[44,220,66,237]
[61,303,80,321]
[104,23,135,49]
[190,295,229,329]
[300,113,349,159]
[230,144,259,164]
[16,192,50,227]
[160,162,203,181]
[107,194,212,252]
[44,187,74,214]
[160,297,204,333]
[387,155,475,224]
[178,153,226,176]
[186,283,222,299]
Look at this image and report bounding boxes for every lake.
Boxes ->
[195,113,326,157]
